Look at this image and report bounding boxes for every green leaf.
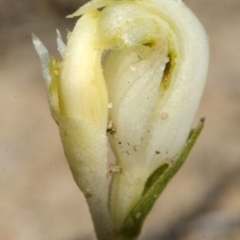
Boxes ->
[142,163,169,196]
[119,118,205,239]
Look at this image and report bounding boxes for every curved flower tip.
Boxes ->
[33,0,209,239]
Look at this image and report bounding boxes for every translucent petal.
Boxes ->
[56,29,66,57]
[32,34,51,89]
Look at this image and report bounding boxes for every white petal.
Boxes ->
[67,0,114,18]
[32,34,51,89]
[56,29,66,57]
[59,11,108,131]
[102,0,209,227]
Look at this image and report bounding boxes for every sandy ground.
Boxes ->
[0,0,240,239]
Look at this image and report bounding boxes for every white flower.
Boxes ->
[33,0,209,238]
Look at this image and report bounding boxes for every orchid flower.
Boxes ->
[33,0,209,239]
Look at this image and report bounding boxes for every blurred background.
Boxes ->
[0,0,240,239]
